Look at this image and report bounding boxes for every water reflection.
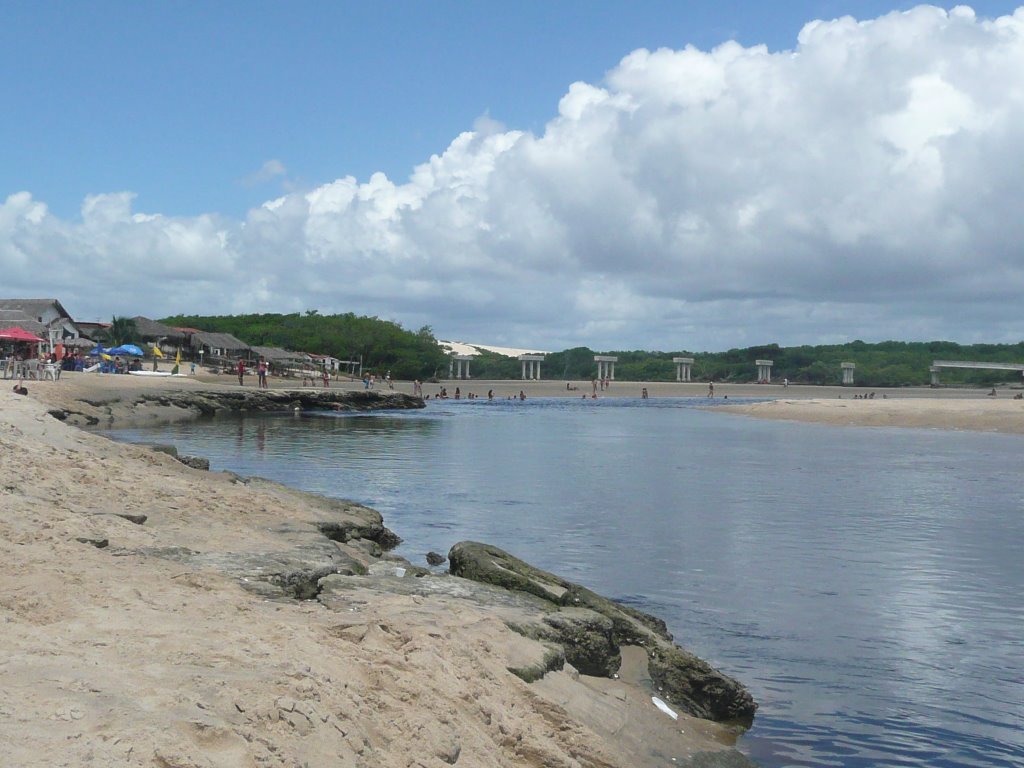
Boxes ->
[108,399,1024,768]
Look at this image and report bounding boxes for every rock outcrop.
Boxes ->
[49,388,424,426]
[448,540,757,724]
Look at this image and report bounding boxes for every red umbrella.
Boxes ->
[0,326,45,342]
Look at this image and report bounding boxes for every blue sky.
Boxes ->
[3,2,1024,350]
[4,0,1014,218]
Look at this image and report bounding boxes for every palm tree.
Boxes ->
[106,316,139,346]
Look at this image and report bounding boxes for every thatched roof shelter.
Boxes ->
[189,331,251,358]
[131,316,190,344]
[250,345,302,364]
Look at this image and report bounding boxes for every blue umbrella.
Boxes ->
[108,344,144,356]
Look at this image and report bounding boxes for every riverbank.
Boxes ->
[34,370,1023,434]
[717,395,1024,434]
[1,375,756,767]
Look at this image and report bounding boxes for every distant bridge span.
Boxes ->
[930,360,1024,385]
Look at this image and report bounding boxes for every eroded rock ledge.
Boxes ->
[48,388,424,426]
[448,540,757,725]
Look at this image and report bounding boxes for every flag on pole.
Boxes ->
[171,348,181,375]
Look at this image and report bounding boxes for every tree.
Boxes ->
[105,316,139,346]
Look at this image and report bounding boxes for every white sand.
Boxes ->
[718,396,1024,434]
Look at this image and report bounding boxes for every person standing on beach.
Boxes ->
[236,358,245,386]
[257,356,268,389]
[708,381,714,397]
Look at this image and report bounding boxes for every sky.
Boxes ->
[3,1,1024,353]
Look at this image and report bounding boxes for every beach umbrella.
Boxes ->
[108,344,144,356]
[0,326,45,343]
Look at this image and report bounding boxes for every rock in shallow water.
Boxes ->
[448,540,757,724]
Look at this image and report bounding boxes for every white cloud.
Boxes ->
[3,5,1024,350]
[239,159,288,187]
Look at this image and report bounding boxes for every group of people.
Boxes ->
[425,387,526,401]
[2,347,86,379]
[236,356,270,388]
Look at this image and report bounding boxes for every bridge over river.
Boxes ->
[930,360,1024,385]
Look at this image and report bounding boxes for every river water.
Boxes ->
[109,397,1024,767]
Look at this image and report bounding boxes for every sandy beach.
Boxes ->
[390,377,1024,435]
[1,373,757,768]
[4,371,1021,766]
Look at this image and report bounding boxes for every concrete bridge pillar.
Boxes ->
[841,362,856,385]
[450,354,473,379]
[673,357,694,382]
[594,355,618,381]
[518,354,545,380]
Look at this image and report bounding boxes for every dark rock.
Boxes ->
[116,513,148,525]
[347,537,383,558]
[425,551,446,566]
[75,537,109,549]
[131,389,425,418]
[437,740,461,765]
[647,645,757,723]
[316,519,401,551]
[507,643,565,683]
[539,609,620,677]
[448,540,757,725]
[178,455,210,470]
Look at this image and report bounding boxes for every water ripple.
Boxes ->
[108,398,1024,768]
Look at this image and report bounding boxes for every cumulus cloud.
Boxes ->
[3,5,1024,351]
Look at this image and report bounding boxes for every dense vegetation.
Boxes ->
[475,341,1024,387]
[160,311,450,381]
[157,311,1024,387]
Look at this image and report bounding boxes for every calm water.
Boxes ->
[109,398,1024,767]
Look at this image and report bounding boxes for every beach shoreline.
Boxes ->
[2,374,760,767]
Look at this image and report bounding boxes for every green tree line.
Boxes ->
[155,312,1024,387]
[159,311,450,381]
[471,340,1024,387]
